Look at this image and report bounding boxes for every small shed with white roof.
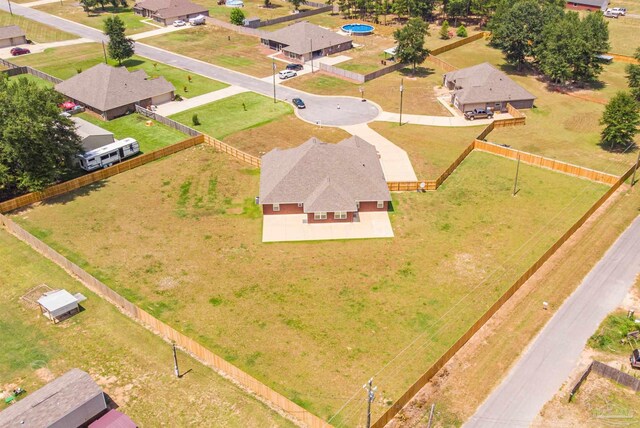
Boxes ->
[37,289,86,323]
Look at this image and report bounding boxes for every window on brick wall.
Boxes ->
[314,212,327,220]
[334,212,347,220]
[298,203,303,208]
[377,201,384,209]
[273,203,280,212]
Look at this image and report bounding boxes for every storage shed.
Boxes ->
[71,117,115,152]
[37,289,86,323]
[0,369,108,428]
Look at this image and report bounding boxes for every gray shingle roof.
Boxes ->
[71,117,114,139]
[261,21,352,55]
[0,25,26,40]
[134,0,208,19]
[567,0,608,10]
[444,62,536,105]
[55,63,175,112]
[260,136,391,213]
[0,369,106,428]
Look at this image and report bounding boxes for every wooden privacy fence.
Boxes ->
[203,135,261,167]
[387,181,436,191]
[318,62,405,83]
[0,135,204,214]
[436,141,475,188]
[569,363,592,402]
[372,162,637,428]
[570,360,640,402]
[607,53,640,65]
[425,55,457,72]
[429,32,488,56]
[135,105,201,137]
[0,214,331,428]
[474,140,620,185]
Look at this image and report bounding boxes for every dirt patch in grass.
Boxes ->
[10,145,608,422]
[0,10,76,42]
[369,122,484,179]
[223,114,351,156]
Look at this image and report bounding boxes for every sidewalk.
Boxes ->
[155,85,249,116]
[341,123,418,182]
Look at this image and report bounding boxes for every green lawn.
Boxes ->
[169,92,293,139]
[369,122,485,178]
[0,229,295,427]
[0,10,76,42]
[34,2,153,35]
[8,73,54,89]
[77,113,188,153]
[607,17,640,56]
[10,146,608,423]
[192,0,308,21]
[11,43,227,98]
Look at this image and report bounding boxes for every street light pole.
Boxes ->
[272,59,276,103]
[399,78,404,126]
[360,86,364,101]
[7,0,13,16]
[363,378,377,428]
[310,39,314,73]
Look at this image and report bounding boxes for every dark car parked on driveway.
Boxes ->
[286,63,303,71]
[464,108,494,120]
[10,47,30,56]
[292,98,306,109]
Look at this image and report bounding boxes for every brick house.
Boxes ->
[443,62,536,113]
[260,21,352,62]
[259,137,391,224]
[565,0,609,12]
[55,64,175,120]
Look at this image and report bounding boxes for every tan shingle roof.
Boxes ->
[444,62,536,105]
[55,63,175,112]
[0,369,106,427]
[262,21,352,55]
[0,25,25,40]
[260,136,391,213]
[134,0,208,19]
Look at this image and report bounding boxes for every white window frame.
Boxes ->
[377,201,384,209]
[356,201,360,209]
[298,203,303,208]
[314,212,327,220]
[272,203,280,212]
[334,212,347,220]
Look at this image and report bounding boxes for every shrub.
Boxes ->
[230,8,245,25]
[173,94,183,101]
[439,20,450,40]
[456,25,467,37]
[192,113,201,126]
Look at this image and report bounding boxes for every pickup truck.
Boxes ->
[464,108,494,120]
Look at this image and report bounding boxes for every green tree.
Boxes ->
[230,7,245,25]
[456,24,467,37]
[394,17,430,72]
[104,16,134,66]
[289,0,305,11]
[626,48,640,101]
[80,0,96,13]
[0,76,81,198]
[439,20,450,39]
[600,91,640,150]
[446,0,468,27]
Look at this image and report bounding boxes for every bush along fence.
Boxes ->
[0,214,330,428]
[570,360,640,402]
[372,160,639,428]
[0,58,62,84]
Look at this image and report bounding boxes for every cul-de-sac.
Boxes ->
[1,0,640,426]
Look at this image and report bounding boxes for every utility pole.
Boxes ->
[172,342,180,378]
[426,403,436,428]
[7,0,13,16]
[272,59,276,103]
[513,154,521,196]
[399,79,404,126]
[631,150,640,186]
[363,378,377,428]
[310,39,314,73]
[101,41,108,64]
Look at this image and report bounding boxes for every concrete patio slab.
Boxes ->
[315,55,352,66]
[262,212,394,242]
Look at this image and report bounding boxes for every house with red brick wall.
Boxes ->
[259,137,391,224]
[565,0,609,11]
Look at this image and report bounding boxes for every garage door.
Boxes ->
[152,92,173,105]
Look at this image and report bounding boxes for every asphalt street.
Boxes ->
[0,3,380,126]
[465,215,640,427]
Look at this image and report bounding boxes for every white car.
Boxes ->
[604,9,619,18]
[173,20,187,27]
[278,70,297,79]
[609,7,626,15]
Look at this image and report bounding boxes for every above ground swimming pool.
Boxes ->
[226,0,244,7]
[341,23,374,35]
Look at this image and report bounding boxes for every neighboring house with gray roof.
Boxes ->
[565,0,609,11]
[55,63,175,120]
[133,0,209,25]
[261,21,352,62]
[0,25,27,48]
[0,369,108,428]
[71,117,115,151]
[443,62,536,113]
[260,137,391,223]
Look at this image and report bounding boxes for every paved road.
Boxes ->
[465,215,640,427]
[0,2,380,126]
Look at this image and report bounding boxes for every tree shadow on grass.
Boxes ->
[597,140,638,154]
[120,58,146,68]
[399,66,436,78]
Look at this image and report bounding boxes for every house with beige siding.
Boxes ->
[55,64,175,120]
[133,0,209,25]
[0,26,27,49]
[261,21,352,62]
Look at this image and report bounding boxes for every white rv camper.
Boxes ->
[189,15,206,25]
[77,138,140,171]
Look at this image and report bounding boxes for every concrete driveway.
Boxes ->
[262,212,394,242]
[0,2,381,127]
[375,111,501,127]
[0,38,91,59]
[465,215,640,427]
[155,85,248,116]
